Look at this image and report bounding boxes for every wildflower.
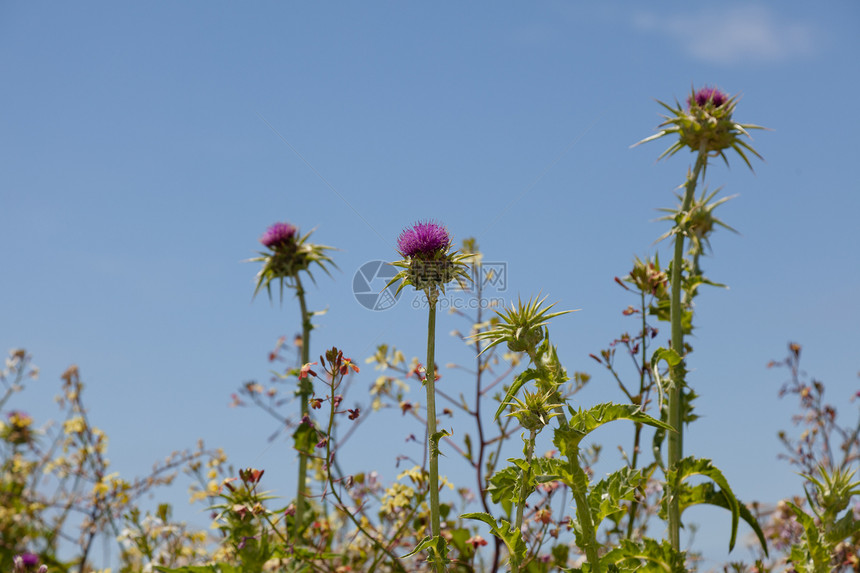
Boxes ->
[634,85,765,170]
[63,416,86,435]
[620,255,668,298]
[13,554,46,573]
[389,220,471,299]
[249,221,335,301]
[687,86,728,108]
[396,221,451,257]
[3,411,34,444]
[260,222,297,249]
[466,535,488,548]
[300,362,317,380]
[534,508,553,525]
[8,410,32,427]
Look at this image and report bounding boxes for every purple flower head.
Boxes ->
[397,221,451,258]
[18,554,39,567]
[14,554,41,572]
[260,222,298,249]
[687,86,728,109]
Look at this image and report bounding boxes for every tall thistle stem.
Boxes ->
[294,273,313,540]
[667,143,707,549]
[425,288,446,573]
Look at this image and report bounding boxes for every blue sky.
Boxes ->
[2,1,859,568]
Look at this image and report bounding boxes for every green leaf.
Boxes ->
[588,467,645,527]
[487,466,519,514]
[668,481,768,556]
[495,368,540,421]
[786,502,831,573]
[666,457,751,552]
[402,534,450,566]
[531,457,570,483]
[430,428,451,457]
[292,422,317,455]
[598,538,687,573]
[447,527,474,558]
[554,403,673,457]
[825,510,860,544]
[156,566,241,573]
[651,347,682,368]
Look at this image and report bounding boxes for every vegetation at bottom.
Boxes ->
[3,87,858,572]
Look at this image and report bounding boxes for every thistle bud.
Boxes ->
[634,85,765,170]
[505,390,561,432]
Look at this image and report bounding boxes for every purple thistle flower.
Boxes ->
[19,554,39,567]
[14,554,42,572]
[687,86,728,109]
[260,222,298,249]
[397,221,451,258]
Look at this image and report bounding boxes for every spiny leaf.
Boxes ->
[401,534,450,566]
[554,403,673,457]
[667,457,748,552]
[598,538,687,573]
[588,467,645,527]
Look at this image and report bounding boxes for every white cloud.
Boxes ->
[633,5,816,65]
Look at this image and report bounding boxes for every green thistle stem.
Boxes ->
[667,144,708,549]
[425,290,446,573]
[570,449,601,573]
[512,428,537,573]
[294,273,313,541]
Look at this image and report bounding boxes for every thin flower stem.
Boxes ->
[425,290,446,573]
[294,274,313,541]
[626,289,649,539]
[667,143,708,550]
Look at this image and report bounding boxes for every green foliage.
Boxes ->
[402,535,452,570]
[786,502,832,573]
[6,89,783,571]
[494,367,541,421]
[157,565,241,573]
[596,538,688,573]
[784,465,860,572]
[662,457,765,553]
[555,403,673,455]
[588,467,646,527]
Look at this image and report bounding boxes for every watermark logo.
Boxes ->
[353,260,402,311]
[472,262,507,292]
[353,261,509,311]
